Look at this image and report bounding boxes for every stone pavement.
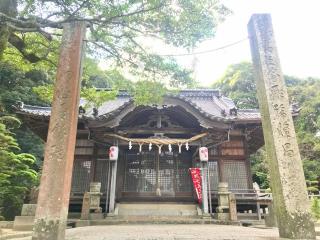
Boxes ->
[2,224,319,240]
[66,225,279,240]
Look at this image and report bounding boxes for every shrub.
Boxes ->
[311,197,320,220]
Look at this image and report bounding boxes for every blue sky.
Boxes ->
[174,0,320,86]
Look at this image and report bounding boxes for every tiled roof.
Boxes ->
[237,109,261,121]
[16,104,51,117]
[86,96,131,117]
[15,89,262,122]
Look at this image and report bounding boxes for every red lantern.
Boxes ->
[109,146,119,161]
[199,147,208,161]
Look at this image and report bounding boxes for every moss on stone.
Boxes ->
[32,218,63,240]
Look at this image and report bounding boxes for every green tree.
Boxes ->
[0,61,46,165]
[213,62,258,109]
[311,197,320,220]
[1,1,229,57]
[0,116,38,220]
[0,61,51,111]
[214,62,320,191]
[0,0,230,99]
[249,147,269,189]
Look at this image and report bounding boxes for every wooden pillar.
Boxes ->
[243,136,253,189]
[248,14,315,239]
[32,21,86,240]
[90,144,98,182]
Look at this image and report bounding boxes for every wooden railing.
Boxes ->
[209,189,273,201]
[309,194,320,199]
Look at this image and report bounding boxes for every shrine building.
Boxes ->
[16,89,279,218]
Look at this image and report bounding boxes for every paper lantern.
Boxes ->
[109,146,119,161]
[199,147,208,161]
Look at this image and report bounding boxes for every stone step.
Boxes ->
[88,216,241,226]
[117,203,198,217]
[0,230,31,240]
[7,237,31,240]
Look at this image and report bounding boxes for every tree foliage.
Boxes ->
[0,116,38,220]
[249,147,269,189]
[214,62,320,192]
[0,0,230,97]
[212,62,258,109]
[0,61,51,111]
[81,88,118,109]
[0,61,47,166]
[311,197,320,220]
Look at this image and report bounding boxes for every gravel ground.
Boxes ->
[3,225,319,240]
[65,224,280,240]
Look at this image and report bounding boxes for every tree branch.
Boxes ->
[8,33,41,63]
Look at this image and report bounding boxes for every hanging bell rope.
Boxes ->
[104,132,208,145]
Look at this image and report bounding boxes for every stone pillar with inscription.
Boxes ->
[32,22,86,240]
[248,14,315,239]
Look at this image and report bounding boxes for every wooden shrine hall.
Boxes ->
[16,89,276,217]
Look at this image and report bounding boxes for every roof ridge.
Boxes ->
[237,109,260,112]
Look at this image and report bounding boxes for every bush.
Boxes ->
[0,116,38,220]
[311,197,320,220]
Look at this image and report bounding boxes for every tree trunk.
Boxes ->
[0,0,17,59]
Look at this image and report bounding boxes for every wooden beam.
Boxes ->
[116,127,200,135]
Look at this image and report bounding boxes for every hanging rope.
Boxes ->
[104,132,208,145]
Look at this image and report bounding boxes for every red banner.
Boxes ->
[189,168,202,204]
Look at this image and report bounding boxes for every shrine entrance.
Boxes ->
[121,150,193,201]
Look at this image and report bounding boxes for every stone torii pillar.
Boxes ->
[32,21,86,240]
[248,14,315,239]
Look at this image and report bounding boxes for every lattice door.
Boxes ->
[123,151,192,197]
[223,160,248,190]
[139,152,157,192]
[71,159,91,193]
[208,161,219,191]
[95,159,110,193]
[123,152,156,193]
[175,152,192,192]
[158,152,175,196]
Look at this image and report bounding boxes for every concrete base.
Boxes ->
[196,206,202,216]
[90,213,104,220]
[21,204,37,216]
[216,212,229,221]
[114,205,119,216]
[13,216,34,231]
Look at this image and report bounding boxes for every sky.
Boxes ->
[161,0,320,86]
[99,0,320,87]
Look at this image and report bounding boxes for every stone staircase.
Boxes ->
[116,202,200,217]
